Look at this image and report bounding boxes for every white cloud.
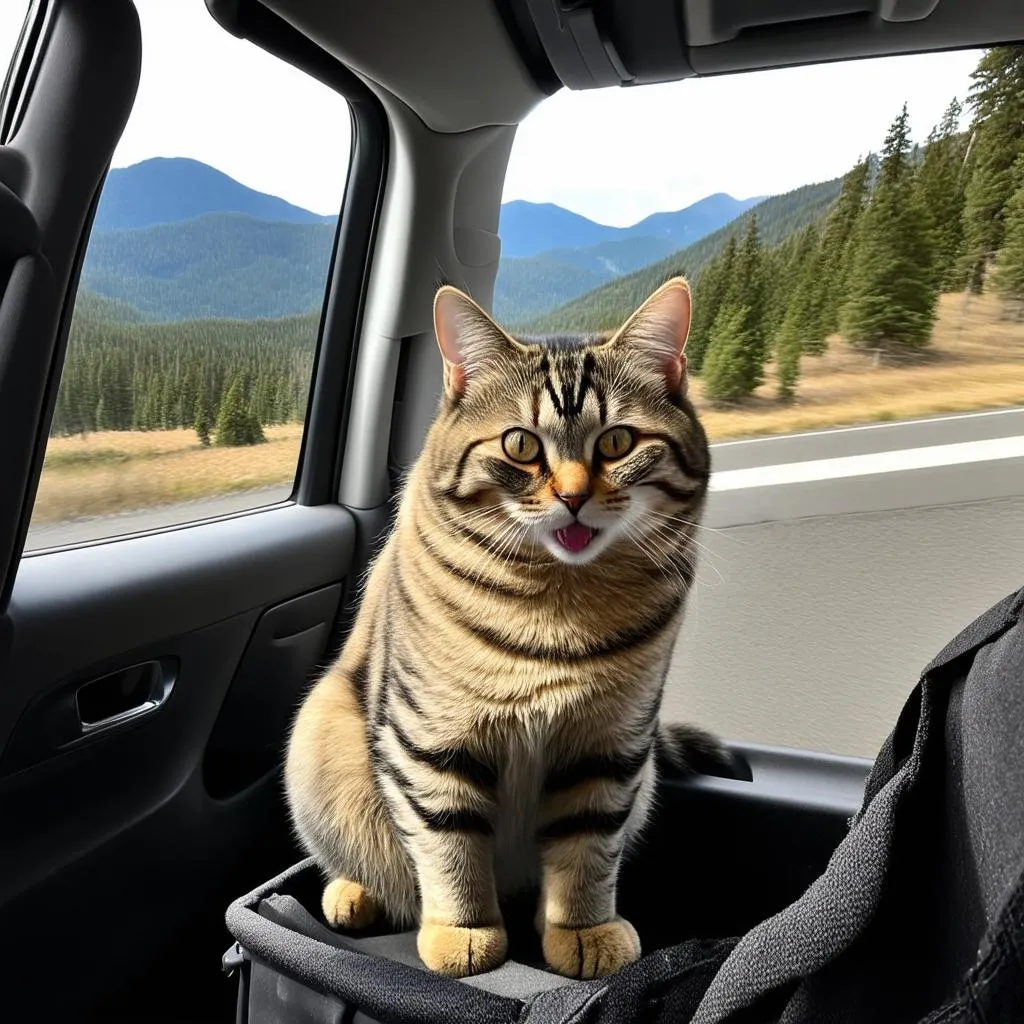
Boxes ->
[2,5,981,225]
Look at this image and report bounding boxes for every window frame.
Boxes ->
[0,0,49,144]
[18,0,388,556]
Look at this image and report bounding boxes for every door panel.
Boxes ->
[0,0,386,1018]
[0,506,357,1015]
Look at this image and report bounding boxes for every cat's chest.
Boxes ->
[492,726,549,897]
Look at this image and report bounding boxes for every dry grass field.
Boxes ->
[32,293,1024,525]
[697,292,1024,439]
[34,423,303,524]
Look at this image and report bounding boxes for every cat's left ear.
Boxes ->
[607,276,691,393]
[434,285,518,399]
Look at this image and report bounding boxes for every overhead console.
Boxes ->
[509,0,1023,89]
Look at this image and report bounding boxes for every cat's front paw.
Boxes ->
[322,878,378,930]
[417,922,508,977]
[543,917,641,979]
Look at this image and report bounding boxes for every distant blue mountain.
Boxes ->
[82,158,766,323]
[92,157,333,233]
[498,193,762,260]
[499,202,620,258]
[629,193,764,247]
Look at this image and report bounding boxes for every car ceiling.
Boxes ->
[258,0,545,131]
[260,0,1024,133]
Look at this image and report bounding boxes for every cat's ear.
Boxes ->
[433,285,517,399]
[607,276,691,393]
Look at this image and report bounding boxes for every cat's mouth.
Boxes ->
[553,523,598,554]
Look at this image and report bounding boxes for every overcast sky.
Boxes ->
[1,2,980,227]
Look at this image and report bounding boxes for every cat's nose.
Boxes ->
[556,491,589,514]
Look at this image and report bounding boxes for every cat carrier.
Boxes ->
[224,586,1024,1023]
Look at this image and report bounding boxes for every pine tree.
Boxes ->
[215,376,266,446]
[991,152,1024,311]
[800,244,831,355]
[760,233,797,342]
[774,303,803,402]
[687,236,737,374]
[215,377,253,446]
[194,396,212,447]
[781,223,829,356]
[818,159,870,335]
[246,392,267,445]
[840,104,939,350]
[916,98,968,291]
[160,374,177,430]
[725,215,768,364]
[702,305,760,402]
[960,46,1024,291]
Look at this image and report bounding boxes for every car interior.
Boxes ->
[1,1,1023,1021]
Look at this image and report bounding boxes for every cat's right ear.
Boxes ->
[434,286,515,400]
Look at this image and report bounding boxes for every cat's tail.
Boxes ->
[654,723,752,781]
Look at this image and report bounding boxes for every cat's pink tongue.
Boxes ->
[554,523,595,553]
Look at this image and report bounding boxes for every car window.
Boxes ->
[24,0,351,552]
[502,47,1024,758]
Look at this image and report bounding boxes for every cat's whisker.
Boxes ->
[643,507,747,546]
[641,511,728,564]
[641,520,725,589]
[620,520,683,592]
[630,514,717,590]
[461,518,529,594]
[643,512,724,585]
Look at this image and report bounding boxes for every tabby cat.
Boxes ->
[285,276,739,982]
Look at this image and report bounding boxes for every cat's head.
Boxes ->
[426,277,709,567]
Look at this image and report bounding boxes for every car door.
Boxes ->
[0,0,386,1017]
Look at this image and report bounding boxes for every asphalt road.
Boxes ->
[24,407,1024,759]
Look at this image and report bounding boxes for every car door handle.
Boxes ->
[75,660,176,735]
[1,658,179,776]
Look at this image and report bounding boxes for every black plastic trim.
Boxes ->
[301,88,388,506]
[0,0,141,608]
[0,0,46,144]
[494,0,563,95]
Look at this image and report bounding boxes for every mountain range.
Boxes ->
[78,157,763,324]
[526,177,844,333]
[92,158,333,232]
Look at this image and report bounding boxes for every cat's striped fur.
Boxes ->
[285,277,739,981]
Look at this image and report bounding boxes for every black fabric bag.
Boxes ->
[225,587,1024,1024]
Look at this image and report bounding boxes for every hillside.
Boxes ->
[81,212,336,320]
[493,258,611,323]
[494,235,679,321]
[498,201,617,258]
[93,157,332,232]
[524,177,843,333]
[629,193,765,246]
[80,158,805,326]
[82,159,762,324]
[73,291,151,324]
[493,193,761,319]
[53,307,319,436]
[498,193,761,258]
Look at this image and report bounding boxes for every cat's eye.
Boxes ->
[597,427,634,460]
[502,428,541,463]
